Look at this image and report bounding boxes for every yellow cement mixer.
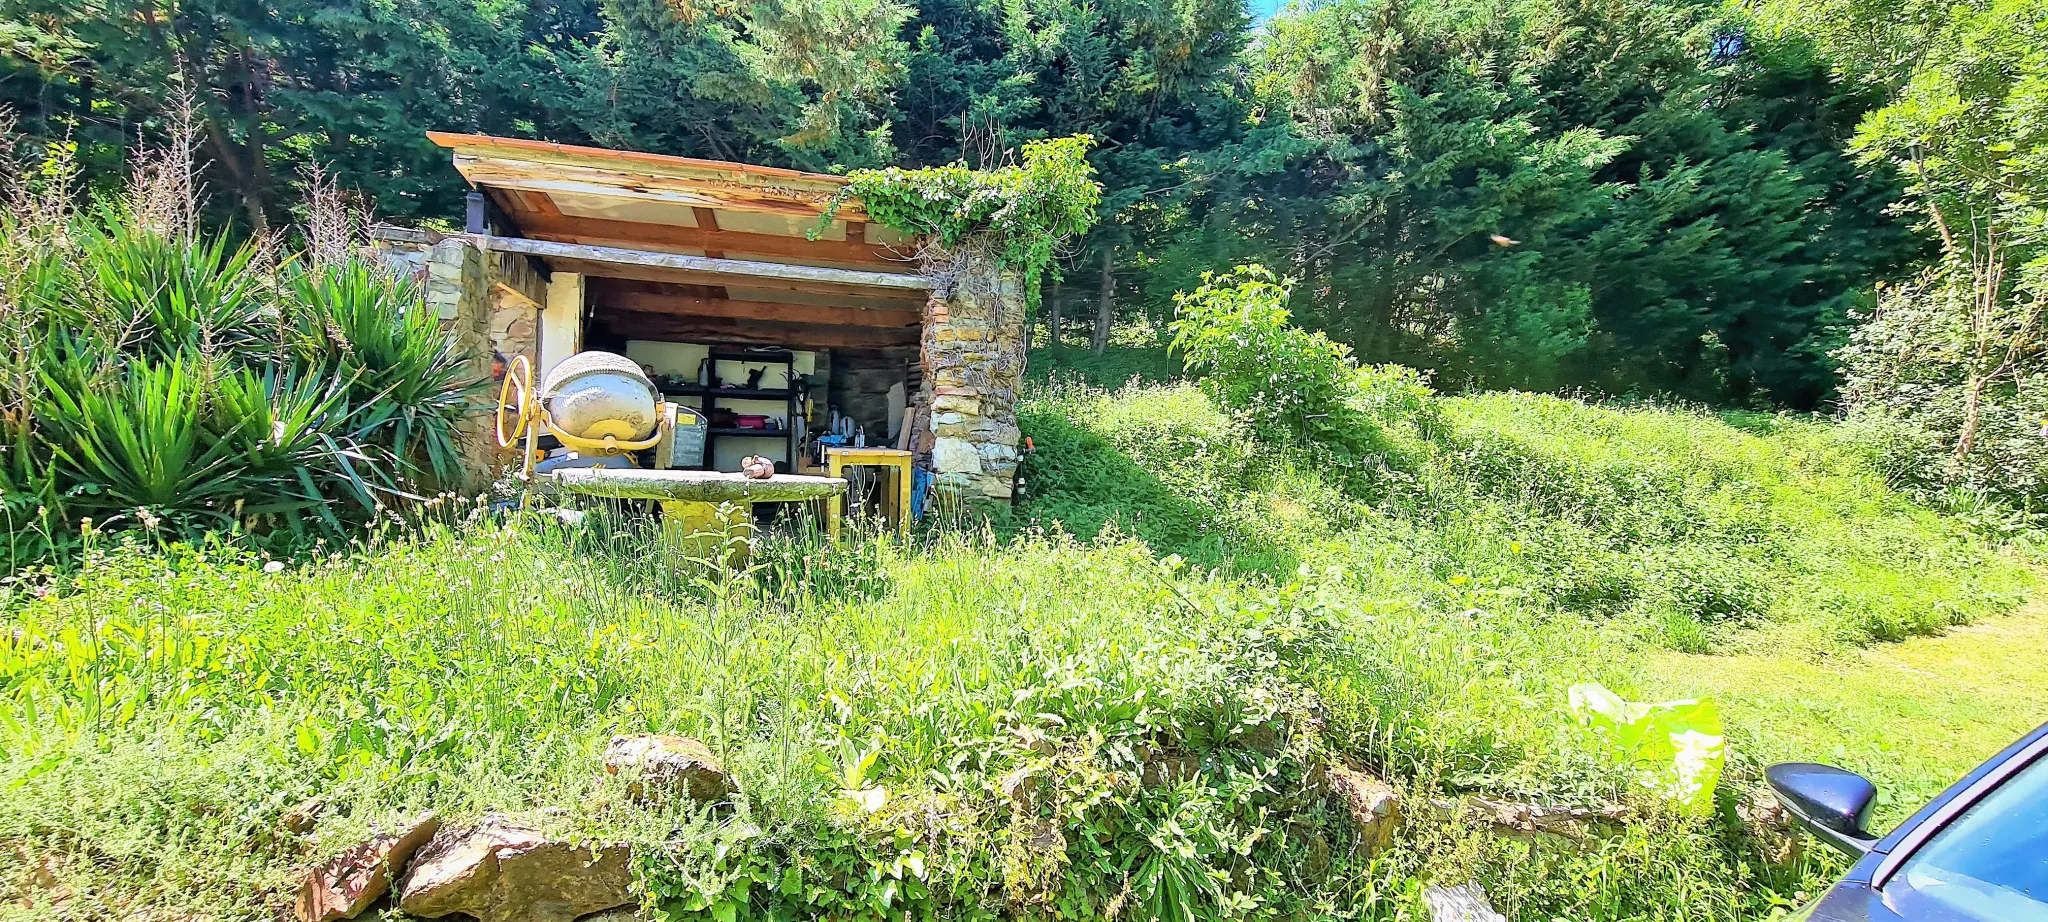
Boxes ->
[495,351,848,556]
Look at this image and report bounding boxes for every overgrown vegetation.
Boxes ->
[1027,270,2035,654]
[825,135,1102,303]
[1,278,2040,919]
[0,137,476,570]
[7,358,2037,919]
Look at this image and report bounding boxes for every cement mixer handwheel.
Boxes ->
[496,354,535,449]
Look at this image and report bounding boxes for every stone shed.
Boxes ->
[376,133,1026,504]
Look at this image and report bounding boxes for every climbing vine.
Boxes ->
[816,135,1102,307]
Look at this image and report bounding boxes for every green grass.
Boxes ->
[3,380,2042,921]
[1641,605,2048,829]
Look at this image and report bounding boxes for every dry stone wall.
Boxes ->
[920,260,1026,503]
[371,231,504,492]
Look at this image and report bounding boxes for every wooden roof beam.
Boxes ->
[591,313,921,351]
[449,233,934,293]
[597,289,921,329]
[513,212,910,269]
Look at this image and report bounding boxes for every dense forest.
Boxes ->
[0,0,2042,426]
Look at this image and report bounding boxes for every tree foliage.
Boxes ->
[0,0,2017,414]
[1783,0,2048,506]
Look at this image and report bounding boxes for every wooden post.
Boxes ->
[1092,248,1114,356]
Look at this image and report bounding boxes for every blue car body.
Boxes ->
[1789,721,2048,922]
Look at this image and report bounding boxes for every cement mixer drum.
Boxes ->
[540,351,659,442]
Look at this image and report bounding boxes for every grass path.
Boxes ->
[1639,599,2048,827]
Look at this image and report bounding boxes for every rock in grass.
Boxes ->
[1325,764,1402,856]
[1423,883,1506,922]
[397,819,632,922]
[602,735,735,804]
[1738,784,1804,869]
[293,814,439,922]
[282,798,326,836]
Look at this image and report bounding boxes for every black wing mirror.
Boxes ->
[1766,762,1881,857]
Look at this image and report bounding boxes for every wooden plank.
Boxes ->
[521,190,563,216]
[513,211,907,268]
[452,155,866,221]
[592,312,921,351]
[545,257,932,303]
[453,233,932,292]
[599,288,920,329]
[429,131,853,190]
[594,277,920,312]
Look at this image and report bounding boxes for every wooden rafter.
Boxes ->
[593,312,920,351]
[593,278,919,312]
[598,288,920,329]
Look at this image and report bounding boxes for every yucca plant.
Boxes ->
[35,355,252,531]
[287,261,475,490]
[62,209,270,362]
[209,365,379,534]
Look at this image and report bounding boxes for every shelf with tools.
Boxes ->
[650,349,804,472]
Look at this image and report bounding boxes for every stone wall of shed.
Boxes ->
[919,260,1026,503]
[369,233,509,492]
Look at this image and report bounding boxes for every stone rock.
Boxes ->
[601,735,736,804]
[1423,883,1505,922]
[283,797,326,836]
[13,845,71,908]
[1738,784,1803,868]
[294,814,440,922]
[998,765,1044,811]
[932,438,983,474]
[1137,744,1201,787]
[1326,765,1402,856]
[397,820,632,922]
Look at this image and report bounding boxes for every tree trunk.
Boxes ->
[1092,249,1114,356]
[1047,282,1063,351]
[1956,372,1987,462]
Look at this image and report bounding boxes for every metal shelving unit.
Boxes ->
[658,349,803,471]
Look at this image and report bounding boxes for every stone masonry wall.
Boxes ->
[371,231,502,492]
[921,259,1026,502]
[424,239,502,493]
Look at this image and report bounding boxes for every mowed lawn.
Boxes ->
[1642,599,2048,827]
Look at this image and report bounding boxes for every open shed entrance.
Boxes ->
[428,132,934,476]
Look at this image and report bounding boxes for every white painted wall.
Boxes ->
[538,272,584,382]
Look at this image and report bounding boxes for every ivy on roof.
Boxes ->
[816,136,1101,307]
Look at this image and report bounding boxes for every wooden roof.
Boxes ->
[430,132,928,350]
[429,132,865,221]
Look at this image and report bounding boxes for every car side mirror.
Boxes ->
[1766,762,1881,857]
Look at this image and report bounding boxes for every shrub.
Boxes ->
[1168,266,1427,494]
[1836,269,2048,512]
